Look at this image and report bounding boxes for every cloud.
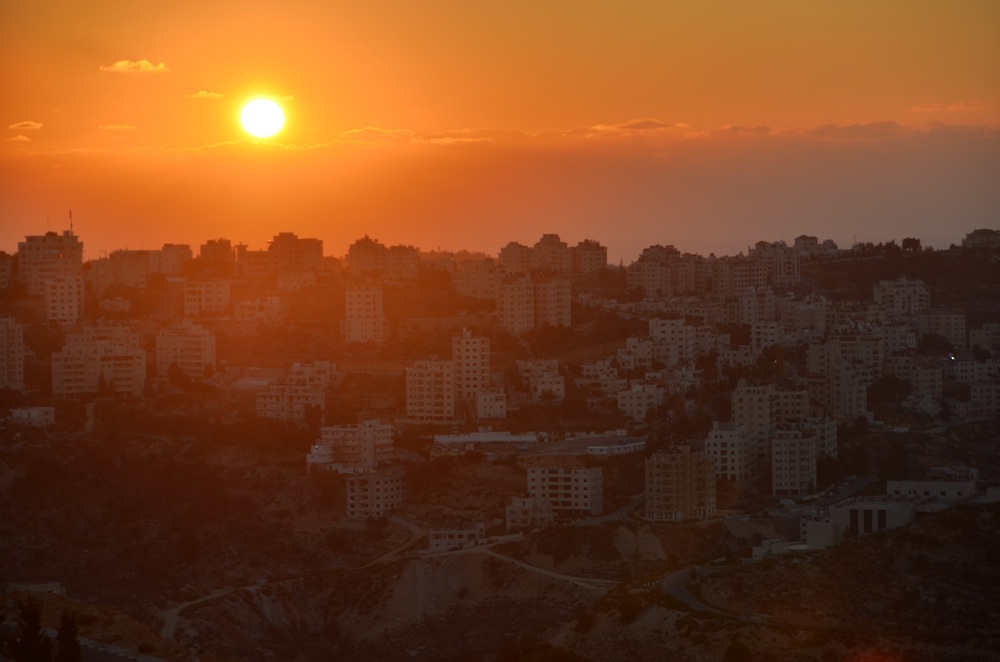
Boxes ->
[338,126,415,145]
[99,59,169,74]
[713,125,773,138]
[99,124,138,131]
[187,90,222,99]
[908,100,995,112]
[7,135,30,142]
[807,121,904,141]
[9,121,43,130]
[581,118,691,138]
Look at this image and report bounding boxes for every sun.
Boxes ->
[240,98,284,138]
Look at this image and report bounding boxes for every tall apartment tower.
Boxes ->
[497,274,535,335]
[452,328,490,401]
[405,359,455,423]
[17,230,84,297]
[343,285,384,344]
[18,230,85,325]
[0,316,25,391]
[645,445,716,521]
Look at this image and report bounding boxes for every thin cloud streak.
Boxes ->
[99,59,169,74]
[9,121,43,130]
[187,90,223,99]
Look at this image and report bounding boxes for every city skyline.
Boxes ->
[2,2,998,261]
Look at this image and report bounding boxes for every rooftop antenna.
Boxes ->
[69,210,74,233]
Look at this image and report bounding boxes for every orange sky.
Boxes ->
[2,1,998,261]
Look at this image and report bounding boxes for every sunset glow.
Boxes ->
[0,1,997,258]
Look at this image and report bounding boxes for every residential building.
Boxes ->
[307,419,394,472]
[527,465,603,516]
[771,428,819,496]
[506,495,556,531]
[183,280,231,316]
[617,382,664,421]
[44,275,84,326]
[571,239,608,273]
[0,316,25,391]
[873,277,930,320]
[345,468,404,520]
[452,328,490,401]
[17,230,83,297]
[51,325,146,397]
[475,387,507,420]
[343,285,384,344]
[156,322,216,381]
[497,274,535,335]
[705,422,757,481]
[645,445,716,521]
[10,407,55,427]
[405,359,455,423]
[531,234,571,272]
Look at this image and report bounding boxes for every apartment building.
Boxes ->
[0,316,25,391]
[617,382,665,421]
[452,328,490,401]
[52,325,146,397]
[156,322,216,380]
[307,419,394,472]
[267,232,323,273]
[17,230,83,297]
[705,422,757,481]
[771,429,818,496]
[475,387,507,420]
[645,445,716,521]
[526,465,603,517]
[184,280,231,317]
[571,239,608,273]
[873,277,930,320]
[649,317,696,368]
[343,285,384,344]
[405,359,455,423]
[345,468,405,520]
[505,495,556,531]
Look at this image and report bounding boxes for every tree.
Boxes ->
[902,237,922,253]
[724,639,752,662]
[56,610,81,662]
[13,596,50,662]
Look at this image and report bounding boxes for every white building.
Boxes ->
[345,468,404,520]
[771,429,818,497]
[427,521,487,553]
[44,275,85,326]
[156,322,216,381]
[617,382,665,421]
[307,420,394,472]
[256,384,324,425]
[475,387,507,420]
[705,422,757,481]
[0,316,25,391]
[51,325,146,397]
[343,285,384,344]
[17,230,83,297]
[873,277,930,320]
[184,280,231,317]
[886,479,976,503]
[10,406,55,427]
[506,495,556,531]
[405,359,455,423]
[645,445,716,521]
[527,465,603,517]
[453,328,490,401]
